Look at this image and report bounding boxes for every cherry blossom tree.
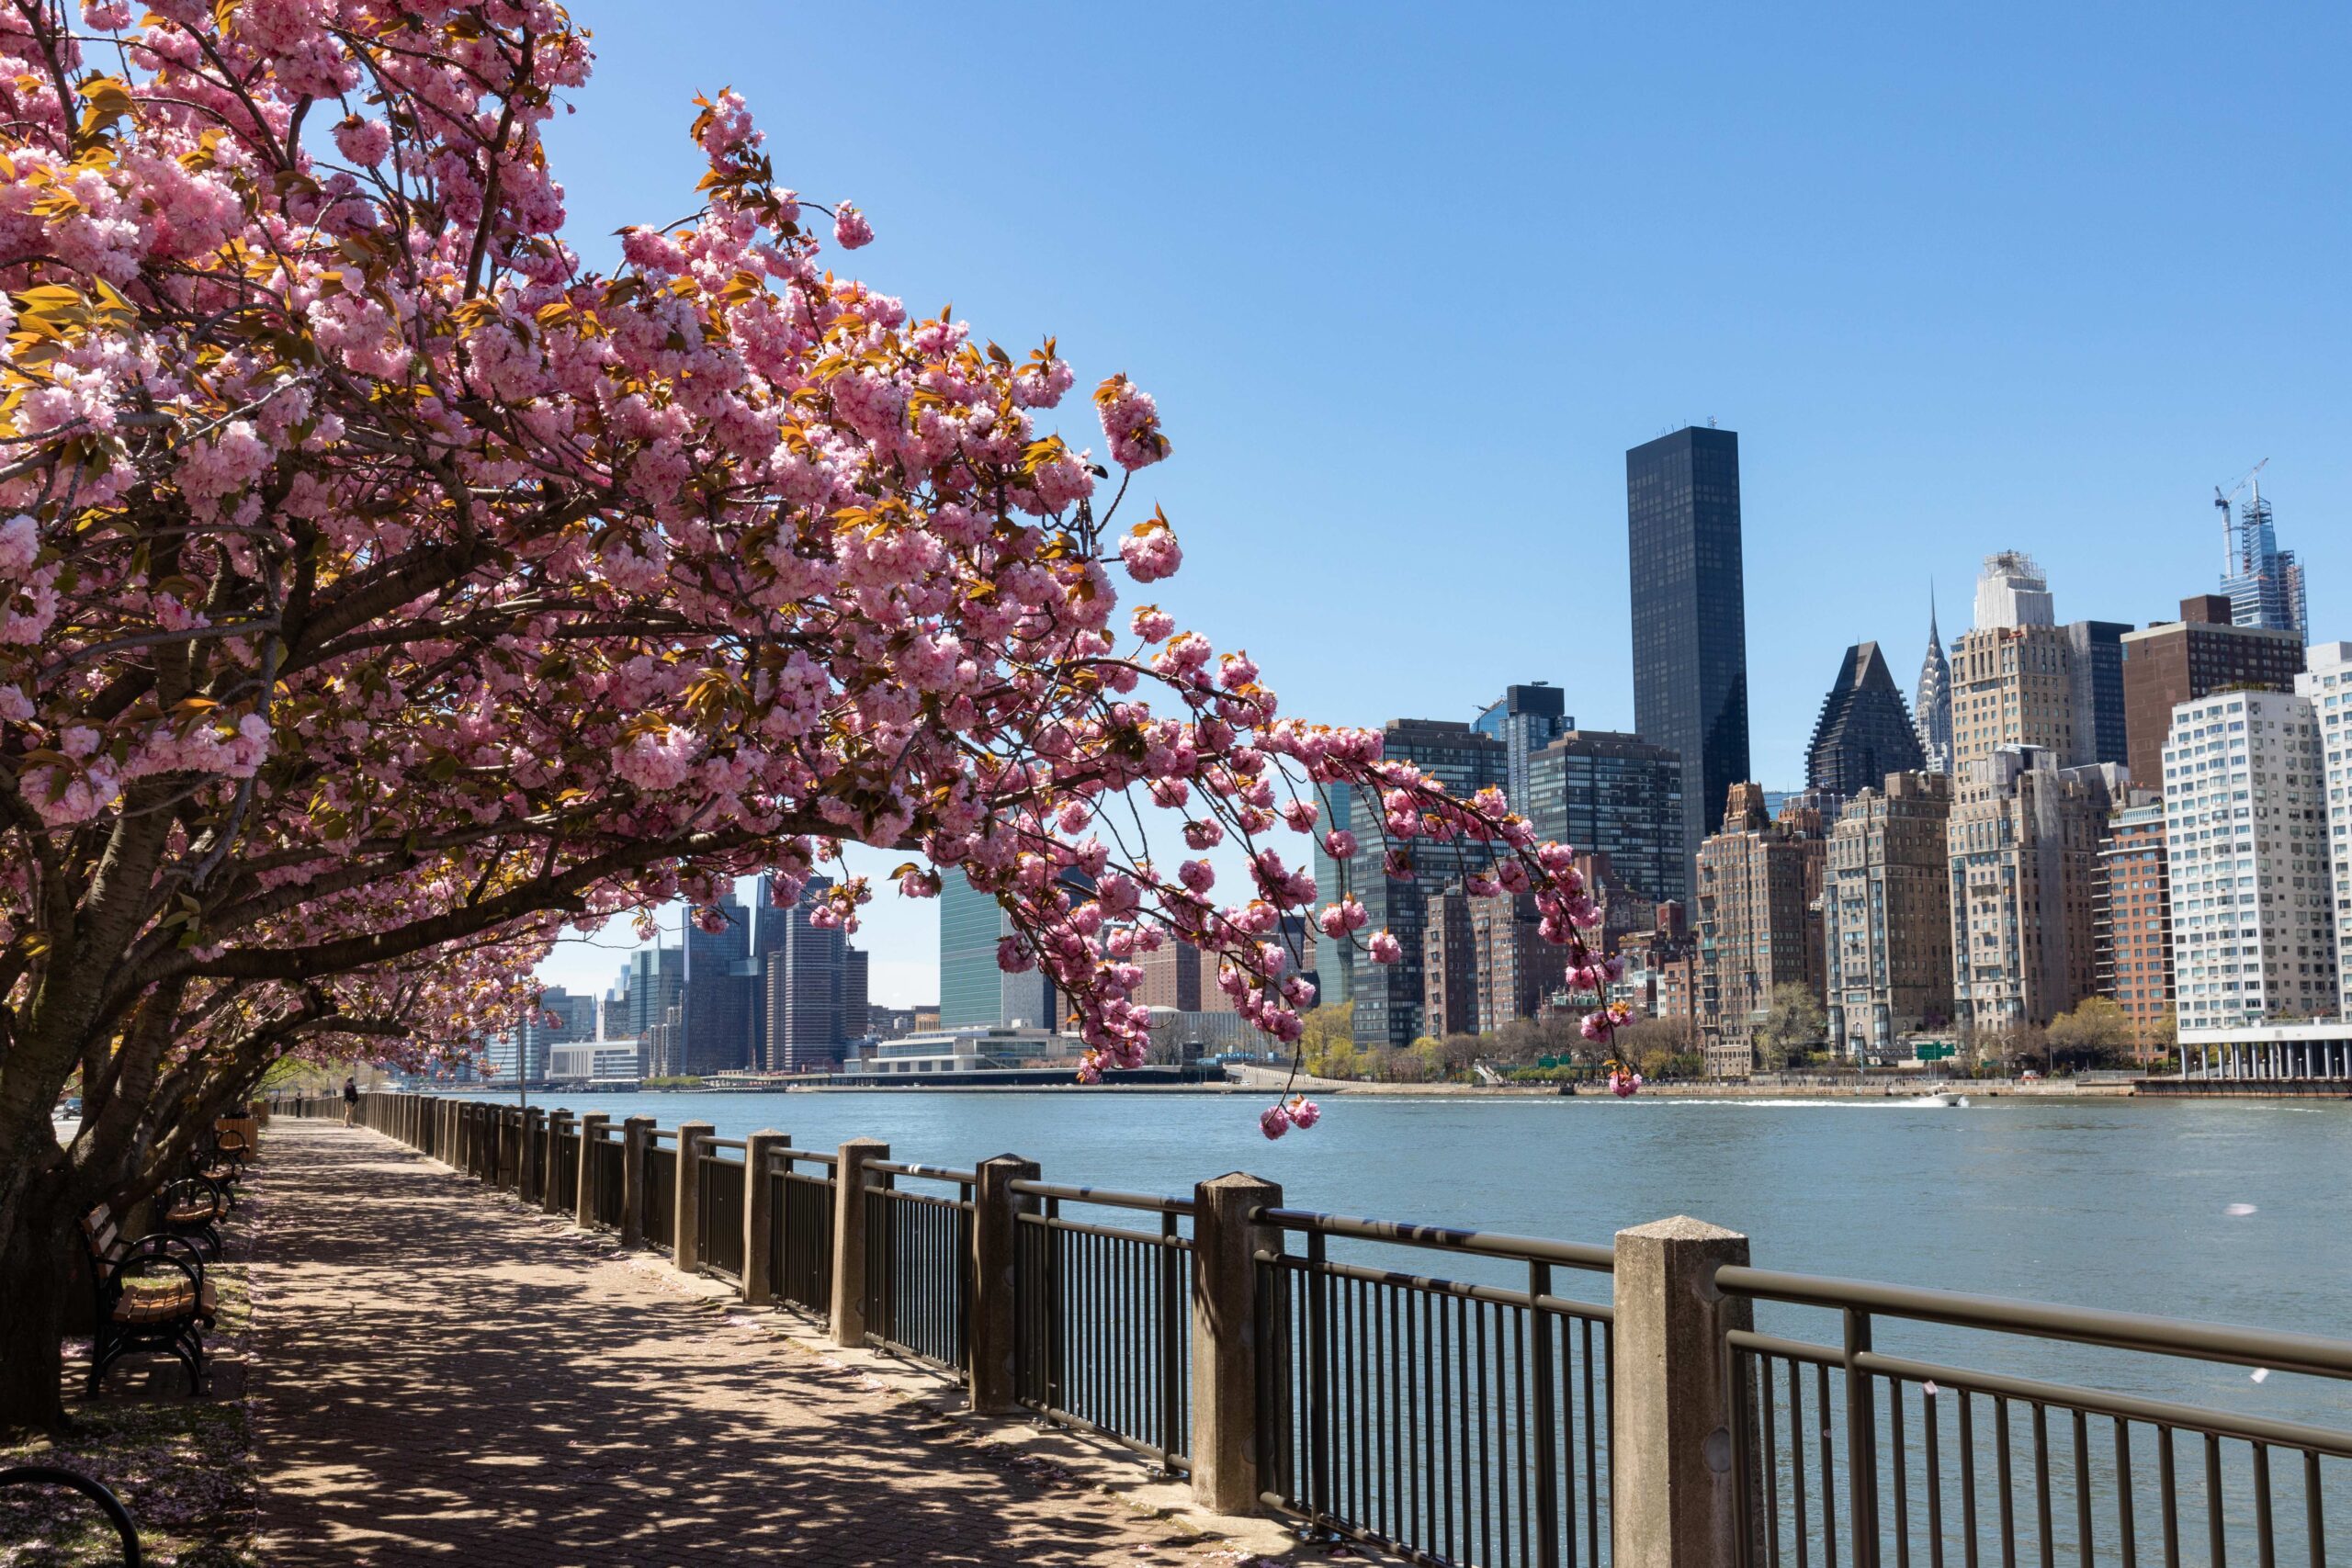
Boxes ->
[0,0,1620,1430]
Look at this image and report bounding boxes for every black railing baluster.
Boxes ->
[2252,1441,2274,1568]
[1924,1383,1943,1568]
[2114,1418,2136,1568]
[1847,1311,1878,1568]
[1793,1358,1814,1568]
[2070,1408,2090,1568]
[2302,1449,2324,1568]
[1532,1262,1561,1568]
[1961,1393,1980,1568]
[1821,1360,1842,1568]
[1996,1395,2017,1568]
[1763,1354,1784,1568]
[2206,1432,2226,1568]
[2158,1424,2180,1568]
[1893,1377,1911,1568]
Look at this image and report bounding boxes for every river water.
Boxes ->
[457,1088,2352,1434]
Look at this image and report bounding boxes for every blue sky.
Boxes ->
[532,2,2351,1006]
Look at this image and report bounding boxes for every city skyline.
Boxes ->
[530,4,2347,1007]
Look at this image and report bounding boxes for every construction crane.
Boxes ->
[2214,458,2269,571]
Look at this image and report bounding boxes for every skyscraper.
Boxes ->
[2093,794,2173,1057]
[1314,717,1507,1049]
[2119,596,2305,793]
[1694,784,1826,1077]
[1627,425,1749,886]
[677,895,752,1075]
[2221,480,2308,644]
[1949,552,2126,776]
[764,875,848,1072]
[1471,682,1570,813]
[935,867,1089,1031]
[937,874,1006,1029]
[1521,729,1685,908]
[1948,747,2123,1032]
[1804,641,1925,802]
[2064,619,2132,770]
[2162,689,2335,1030]
[2301,643,2352,1000]
[621,946,682,1040]
[1915,597,1953,774]
[1822,772,1953,1059]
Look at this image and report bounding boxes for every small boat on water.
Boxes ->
[1905,1083,1968,1108]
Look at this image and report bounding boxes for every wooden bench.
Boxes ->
[156,1174,231,1258]
[81,1202,214,1396]
[192,1123,250,1205]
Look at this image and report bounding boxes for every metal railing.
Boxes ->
[285,1089,2352,1568]
[766,1148,835,1320]
[696,1138,747,1282]
[1719,1267,2352,1568]
[642,1134,677,1250]
[1255,1210,1617,1568]
[864,1161,973,1374]
[588,1125,625,1230]
[1012,1180,1195,1471]
[548,1118,581,1214]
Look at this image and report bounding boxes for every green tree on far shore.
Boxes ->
[1756,984,1827,1070]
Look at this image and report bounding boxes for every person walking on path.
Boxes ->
[341,1075,359,1126]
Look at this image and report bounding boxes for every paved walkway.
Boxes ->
[248,1121,1244,1565]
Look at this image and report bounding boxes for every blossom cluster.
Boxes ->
[0,1,1622,1137]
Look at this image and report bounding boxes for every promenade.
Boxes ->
[248,1121,1253,1565]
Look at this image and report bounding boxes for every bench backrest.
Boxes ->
[81,1203,119,1260]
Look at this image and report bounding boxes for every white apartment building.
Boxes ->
[2160,690,2338,1030]
[2300,641,2352,987]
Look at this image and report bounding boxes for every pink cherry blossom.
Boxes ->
[832,200,874,249]
[0,3,1623,1393]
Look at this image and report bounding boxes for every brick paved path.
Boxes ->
[249,1121,1235,1565]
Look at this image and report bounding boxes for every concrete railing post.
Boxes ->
[829,1138,889,1348]
[576,1113,608,1228]
[541,1111,570,1213]
[521,1108,546,1203]
[619,1116,655,1248]
[1190,1171,1283,1514]
[1611,1216,1753,1568]
[970,1153,1040,1414]
[673,1121,714,1274]
[741,1131,789,1306]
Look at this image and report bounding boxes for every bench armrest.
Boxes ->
[119,1232,208,1287]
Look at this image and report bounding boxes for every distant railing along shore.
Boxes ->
[275,1090,2352,1567]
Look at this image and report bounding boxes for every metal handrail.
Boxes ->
[1011,1179,1194,1215]
[870,1160,976,1184]
[1021,1211,1192,1249]
[1855,1347,2352,1460]
[1257,1207,1616,1273]
[1715,1264,2352,1380]
[1260,1247,1618,1319]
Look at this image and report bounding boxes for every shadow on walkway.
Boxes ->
[251,1122,1196,1566]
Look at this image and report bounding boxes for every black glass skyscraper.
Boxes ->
[1626,425,1750,883]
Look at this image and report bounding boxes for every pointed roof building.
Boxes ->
[1914,595,1952,774]
[1806,641,1926,802]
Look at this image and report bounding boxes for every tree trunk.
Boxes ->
[0,1174,71,1434]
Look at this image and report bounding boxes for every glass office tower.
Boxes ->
[1627,425,1750,888]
